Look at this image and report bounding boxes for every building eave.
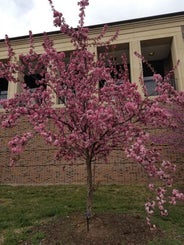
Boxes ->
[0,11,184,43]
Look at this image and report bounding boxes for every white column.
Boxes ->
[88,45,97,61]
[129,40,144,95]
[171,33,184,91]
[8,56,19,99]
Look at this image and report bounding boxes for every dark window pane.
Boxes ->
[0,78,8,100]
[24,74,42,89]
[144,76,157,96]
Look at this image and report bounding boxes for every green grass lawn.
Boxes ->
[0,184,183,244]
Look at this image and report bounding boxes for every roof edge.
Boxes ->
[1,11,184,42]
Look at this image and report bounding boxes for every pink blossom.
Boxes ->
[153,73,163,82]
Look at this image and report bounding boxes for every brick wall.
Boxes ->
[0,119,183,185]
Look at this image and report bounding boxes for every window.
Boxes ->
[143,76,157,96]
[20,54,46,92]
[141,37,175,96]
[97,43,130,89]
[0,78,8,100]
[23,74,46,105]
[24,74,43,91]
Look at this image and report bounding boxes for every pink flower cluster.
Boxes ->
[169,189,184,205]
[8,132,33,154]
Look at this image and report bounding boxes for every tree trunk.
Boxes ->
[86,155,93,219]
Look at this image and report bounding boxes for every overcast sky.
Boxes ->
[0,0,184,39]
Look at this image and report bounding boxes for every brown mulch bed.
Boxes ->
[19,213,163,245]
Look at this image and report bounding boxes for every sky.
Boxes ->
[0,0,184,39]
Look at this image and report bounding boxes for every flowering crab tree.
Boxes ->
[0,0,183,228]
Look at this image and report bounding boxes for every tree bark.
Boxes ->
[86,155,93,219]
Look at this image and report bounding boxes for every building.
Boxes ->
[0,12,184,185]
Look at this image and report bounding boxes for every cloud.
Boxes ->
[85,0,184,25]
[11,0,34,16]
[0,0,35,38]
[0,0,184,39]
[0,0,34,19]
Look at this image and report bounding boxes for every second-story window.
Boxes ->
[24,74,43,91]
[23,74,46,105]
[141,37,175,96]
[20,54,46,92]
[97,43,130,89]
[0,78,8,100]
[0,59,9,100]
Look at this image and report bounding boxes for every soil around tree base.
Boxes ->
[19,213,163,245]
